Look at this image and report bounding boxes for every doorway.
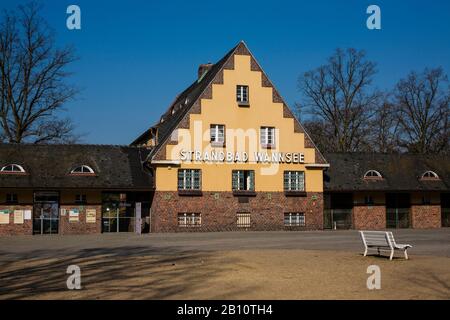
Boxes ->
[33,192,59,235]
[386,193,410,228]
[102,193,135,233]
[324,193,353,229]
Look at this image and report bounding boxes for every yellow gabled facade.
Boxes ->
[152,46,327,193]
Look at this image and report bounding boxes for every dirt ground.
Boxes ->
[0,248,449,299]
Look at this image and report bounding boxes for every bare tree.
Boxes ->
[297,48,381,152]
[394,67,450,154]
[0,2,78,144]
[369,96,401,153]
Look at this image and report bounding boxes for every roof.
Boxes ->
[0,144,153,190]
[130,43,237,147]
[132,41,327,164]
[324,153,450,192]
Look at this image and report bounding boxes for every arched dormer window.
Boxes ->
[364,170,383,179]
[421,171,439,180]
[0,164,26,174]
[70,165,95,175]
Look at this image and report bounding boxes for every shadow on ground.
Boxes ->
[0,246,252,299]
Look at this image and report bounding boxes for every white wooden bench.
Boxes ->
[359,230,412,260]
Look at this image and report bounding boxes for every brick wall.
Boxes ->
[353,205,386,230]
[0,205,33,236]
[59,205,102,235]
[411,205,441,229]
[150,191,323,232]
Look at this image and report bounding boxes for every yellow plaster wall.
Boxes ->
[155,54,324,192]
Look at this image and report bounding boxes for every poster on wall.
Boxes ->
[14,210,24,224]
[86,209,96,223]
[0,210,10,224]
[69,209,79,222]
[24,210,32,220]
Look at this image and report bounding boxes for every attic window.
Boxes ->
[364,170,382,179]
[421,171,439,180]
[236,85,249,105]
[70,165,95,175]
[0,164,26,174]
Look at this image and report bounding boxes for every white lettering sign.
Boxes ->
[179,150,304,164]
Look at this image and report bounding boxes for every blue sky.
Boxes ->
[2,0,450,144]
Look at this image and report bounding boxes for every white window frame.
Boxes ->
[71,165,95,174]
[236,85,249,104]
[421,171,439,179]
[284,212,305,227]
[284,171,305,191]
[178,169,201,190]
[210,124,225,145]
[260,127,275,147]
[236,213,251,228]
[1,164,26,173]
[178,213,201,227]
[363,170,382,179]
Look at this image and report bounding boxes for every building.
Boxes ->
[132,41,328,232]
[0,144,153,235]
[0,41,449,235]
[324,153,450,230]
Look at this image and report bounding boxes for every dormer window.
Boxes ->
[364,170,382,179]
[0,164,26,174]
[70,165,95,175]
[236,85,249,105]
[421,171,439,180]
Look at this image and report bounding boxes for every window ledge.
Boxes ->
[261,144,276,149]
[233,190,256,197]
[178,190,203,196]
[210,142,225,148]
[237,101,250,107]
[284,191,307,197]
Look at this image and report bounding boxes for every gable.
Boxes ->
[149,41,327,165]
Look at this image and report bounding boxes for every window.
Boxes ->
[363,170,382,179]
[178,169,201,190]
[71,165,95,175]
[284,213,305,227]
[232,170,255,191]
[6,193,18,204]
[210,124,225,146]
[260,127,275,148]
[421,171,439,179]
[422,195,431,205]
[178,213,201,227]
[236,85,249,104]
[236,213,251,228]
[364,195,374,206]
[284,171,305,191]
[75,194,87,205]
[1,164,25,173]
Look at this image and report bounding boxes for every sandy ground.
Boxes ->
[0,248,449,299]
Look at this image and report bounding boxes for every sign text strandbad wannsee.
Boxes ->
[180,150,305,163]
